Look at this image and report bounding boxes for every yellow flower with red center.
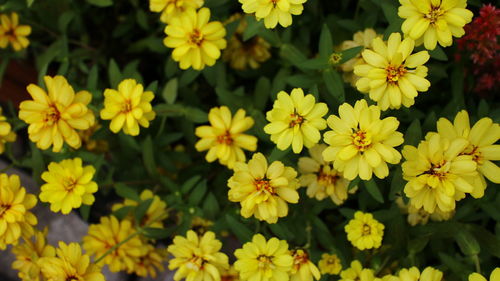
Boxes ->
[436,110,500,198]
[111,189,168,228]
[39,158,98,215]
[264,88,328,154]
[149,0,204,24]
[234,234,293,281]
[354,33,430,110]
[239,0,307,28]
[228,152,300,223]
[83,216,147,273]
[322,99,403,181]
[344,211,384,250]
[195,106,257,169]
[11,228,56,281]
[168,230,229,281]
[38,241,105,281]
[100,79,156,136]
[298,144,353,205]
[469,268,500,281]
[402,133,479,213]
[318,253,342,275]
[19,75,95,152]
[164,8,227,70]
[0,107,16,154]
[0,173,37,250]
[339,260,377,281]
[290,249,321,281]
[0,12,31,51]
[398,0,473,50]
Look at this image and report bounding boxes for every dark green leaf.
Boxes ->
[142,136,158,177]
[87,65,98,90]
[162,78,178,104]
[225,214,253,242]
[108,59,121,88]
[242,16,262,41]
[113,206,134,220]
[181,175,202,194]
[184,107,208,123]
[115,183,140,201]
[79,205,91,222]
[254,77,271,110]
[323,69,345,103]
[403,119,422,146]
[142,227,174,239]
[364,179,384,203]
[429,46,448,61]
[389,166,405,200]
[203,192,220,219]
[188,180,207,206]
[269,223,294,240]
[339,46,364,64]
[319,24,333,58]
[455,230,480,256]
[86,0,113,7]
[134,198,154,225]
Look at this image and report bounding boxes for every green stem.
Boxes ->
[303,221,312,249]
[94,228,143,264]
[472,254,481,274]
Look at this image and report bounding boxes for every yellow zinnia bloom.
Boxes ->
[239,0,307,29]
[0,12,31,51]
[221,265,240,281]
[469,268,500,281]
[395,197,453,226]
[354,33,430,110]
[19,75,95,152]
[228,152,300,224]
[39,158,98,215]
[111,189,168,228]
[100,78,156,136]
[223,14,271,70]
[318,253,342,275]
[345,211,385,250]
[0,107,16,154]
[149,0,203,24]
[11,228,56,281]
[38,241,105,281]
[436,110,500,198]
[299,144,353,205]
[164,8,227,70]
[133,244,166,278]
[234,234,293,281]
[83,216,146,273]
[290,249,321,281]
[402,133,478,213]
[0,173,37,249]
[195,106,257,169]
[339,260,377,281]
[338,28,380,86]
[264,88,328,154]
[322,99,403,180]
[396,267,443,281]
[398,0,473,50]
[168,230,229,281]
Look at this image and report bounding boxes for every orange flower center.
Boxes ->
[65,276,79,281]
[292,250,309,266]
[351,130,372,151]
[463,145,483,165]
[257,255,273,268]
[63,177,78,191]
[0,204,11,217]
[122,99,133,113]
[362,224,371,235]
[289,113,304,128]
[44,105,61,125]
[317,166,339,186]
[217,131,233,145]
[5,28,17,41]
[385,64,407,84]
[425,160,450,179]
[186,255,205,270]
[254,179,274,194]
[189,29,204,46]
[426,6,444,24]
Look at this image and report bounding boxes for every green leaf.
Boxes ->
[134,198,154,225]
[181,175,202,194]
[339,46,364,64]
[254,77,271,110]
[389,166,405,200]
[269,223,294,240]
[203,192,220,219]
[280,44,307,67]
[225,214,253,242]
[242,16,262,41]
[323,69,345,103]
[380,0,399,25]
[268,147,290,162]
[184,107,208,123]
[319,24,333,58]
[86,0,113,7]
[348,177,360,191]
[364,179,384,203]
[408,237,429,254]
[179,69,201,87]
[30,144,44,184]
[403,119,422,146]
[429,46,448,61]
[113,206,133,220]
[108,59,121,88]
[162,78,178,104]
[87,65,98,90]
[142,136,158,177]
[79,205,91,222]
[58,11,74,33]
[455,230,480,256]
[36,40,62,84]
[188,180,207,206]
[142,227,174,239]
[312,217,336,251]
[26,0,35,7]
[115,183,140,201]
[438,252,469,276]
[301,58,329,70]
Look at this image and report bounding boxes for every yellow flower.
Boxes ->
[298,144,353,205]
[0,12,31,51]
[168,230,229,281]
[290,249,321,281]
[0,107,16,154]
[339,260,377,281]
[234,234,293,281]
[395,197,453,226]
[221,266,240,281]
[38,241,105,281]
[469,268,500,281]
[395,267,443,281]
[398,0,473,50]
[149,0,203,24]
[111,189,168,228]
[18,75,95,152]
[338,28,380,86]
[11,228,56,281]
[402,133,478,213]
[78,123,109,153]
[0,173,37,249]
[322,99,403,180]
[223,14,271,70]
[83,216,146,273]
[264,88,328,154]
[100,79,156,136]
[228,152,300,223]
[133,244,166,278]
[436,110,500,198]
[195,106,257,169]
[318,253,342,275]
[163,8,227,70]
[239,0,307,29]
[354,33,430,110]
[344,211,384,250]
[39,158,97,215]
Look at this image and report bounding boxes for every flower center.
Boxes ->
[351,130,372,151]
[189,29,204,46]
[5,28,16,41]
[254,179,274,194]
[463,145,483,165]
[327,258,337,265]
[385,64,407,84]
[257,255,274,269]
[44,105,61,125]
[362,224,371,235]
[426,6,444,24]
[292,250,309,266]
[270,0,278,7]
[63,177,78,191]
[65,276,79,281]
[122,99,133,113]
[317,166,339,186]
[425,160,451,178]
[216,131,233,145]
[0,204,11,217]
[289,113,304,128]
[186,255,205,271]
